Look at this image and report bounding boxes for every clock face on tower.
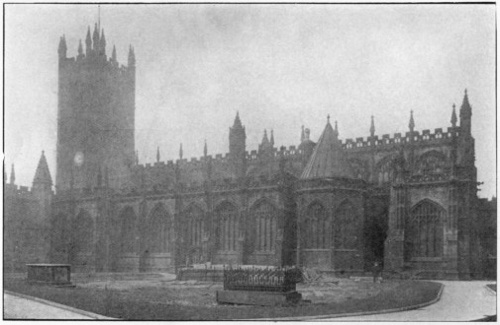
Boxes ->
[74,151,84,167]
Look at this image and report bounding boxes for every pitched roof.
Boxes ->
[300,120,353,179]
[33,151,52,185]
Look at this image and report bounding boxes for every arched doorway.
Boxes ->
[71,209,94,271]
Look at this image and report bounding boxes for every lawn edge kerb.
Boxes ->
[252,282,444,321]
[4,290,115,320]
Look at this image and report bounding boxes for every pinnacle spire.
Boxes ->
[459,88,472,134]
[179,143,183,160]
[334,120,339,137]
[9,163,15,185]
[301,125,305,142]
[204,140,208,157]
[156,146,160,162]
[262,129,269,144]
[58,35,67,59]
[409,110,415,132]
[92,23,100,50]
[111,45,117,62]
[370,115,375,137]
[77,39,83,57]
[451,104,457,127]
[85,26,92,55]
[128,45,135,67]
[33,150,52,186]
[100,29,106,55]
[233,111,243,129]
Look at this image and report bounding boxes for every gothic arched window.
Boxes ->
[349,159,369,180]
[215,202,238,252]
[376,156,395,185]
[185,205,204,248]
[416,151,447,176]
[333,201,357,249]
[73,209,94,253]
[119,207,137,254]
[405,200,444,260]
[303,202,328,249]
[148,204,171,253]
[251,200,277,252]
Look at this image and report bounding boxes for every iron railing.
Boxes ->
[223,266,302,292]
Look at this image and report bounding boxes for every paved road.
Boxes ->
[3,292,106,319]
[321,281,496,321]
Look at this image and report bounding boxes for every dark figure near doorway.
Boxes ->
[373,261,382,283]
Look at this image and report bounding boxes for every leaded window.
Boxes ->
[149,204,171,253]
[252,201,276,252]
[215,203,238,252]
[303,202,328,249]
[186,205,204,248]
[405,200,443,259]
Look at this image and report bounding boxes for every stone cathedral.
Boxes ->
[4,23,496,280]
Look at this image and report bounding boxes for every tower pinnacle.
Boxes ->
[10,163,15,185]
[58,35,67,59]
[111,45,117,62]
[85,26,92,55]
[409,110,415,132]
[99,29,106,56]
[128,45,135,67]
[451,104,457,128]
[77,39,83,58]
[370,115,375,137]
[92,23,100,51]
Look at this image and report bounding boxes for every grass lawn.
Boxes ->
[4,273,442,320]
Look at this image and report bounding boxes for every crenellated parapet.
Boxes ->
[4,183,53,199]
[343,127,460,151]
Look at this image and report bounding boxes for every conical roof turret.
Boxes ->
[301,117,353,179]
[33,151,52,186]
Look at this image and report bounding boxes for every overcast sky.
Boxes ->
[4,4,496,198]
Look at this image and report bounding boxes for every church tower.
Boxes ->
[56,24,135,192]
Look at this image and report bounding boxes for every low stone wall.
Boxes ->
[177,268,224,282]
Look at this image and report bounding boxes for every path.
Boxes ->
[320,281,496,321]
[3,292,111,320]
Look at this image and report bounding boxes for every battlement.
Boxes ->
[5,183,54,198]
[342,127,460,150]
